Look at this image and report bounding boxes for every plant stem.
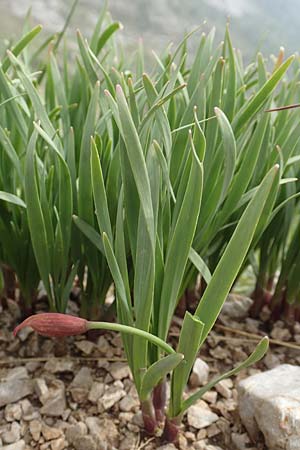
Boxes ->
[153,379,167,422]
[87,321,175,354]
[141,398,157,435]
[162,415,182,443]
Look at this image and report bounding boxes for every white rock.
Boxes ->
[98,385,126,411]
[29,420,42,441]
[190,358,210,387]
[3,367,28,381]
[88,382,105,403]
[238,364,300,449]
[119,394,139,412]
[2,440,25,450]
[71,367,93,389]
[75,340,95,355]
[215,379,233,399]
[0,380,33,407]
[4,403,22,422]
[2,422,21,444]
[221,294,253,319]
[187,401,219,429]
[35,378,49,401]
[109,362,131,380]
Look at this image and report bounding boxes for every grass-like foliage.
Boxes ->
[2,2,300,442]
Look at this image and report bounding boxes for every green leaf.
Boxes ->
[0,191,26,208]
[232,56,294,134]
[188,248,211,284]
[140,353,184,401]
[195,165,279,346]
[91,137,113,243]
[24,130,52,305]
[181,337,269,413]
[116,84,155,248]
[2,25,43,73]
[170,312,204,417]
[73,215,104,255]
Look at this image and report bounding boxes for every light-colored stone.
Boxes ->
[97,336,110,354]
[40,381,66,417]
[71,367,93,389]
[0,379,33,407]
[75,340,95,355]
[20,398,39,420]
[231,432,251,450]
[50,437,67,450]
[65,422,87,444]
[215,379,233,399]
[190,358,210,387]
[4,403,22,422]
[2,421,21,444]
[97,385,126,411]
[73,435,97,450]
[2,440,25,450]
[41,423,63,441]
[2,366,28,381]
[109,362,131,380]
[202,391,217,404]
[187,401,219,429]
[35,378,49,401]
[29,419,42,441]
[119,394,139,412]
[238,364,300,449]
[222,294,253,319]
[88,382,105,403]
[86,416,119,447]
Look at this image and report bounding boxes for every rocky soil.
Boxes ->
[0,294,299,450]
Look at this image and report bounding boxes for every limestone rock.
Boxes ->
[86,416,119,447]
[238,364,300,449]
[71,367,93,389]
[187,401,219,429]
[72,435,97,450]
[97,384,126,411]
[2,440,25,450]
[221,294,253,319]
[41,423,63,441]
[4,403,22,422]
[40,381,66,417]
[190,358,210,387]
[0,379,33,407]
[49,437,67,450]
[65,422,87,444]
[88,382,105,404]
[29,420,42,441]
[109,362,131,380]
[75,340,95,355]
[2,421,21,444]
[119,394,139,412]
[215,379,233,399]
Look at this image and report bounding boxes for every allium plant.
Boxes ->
[14,161,279,442]
[75,69,280,439]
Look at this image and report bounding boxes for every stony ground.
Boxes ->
[0,294,299,450]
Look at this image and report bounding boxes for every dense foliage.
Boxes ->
[2,3,300,441]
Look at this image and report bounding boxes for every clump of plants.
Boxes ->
[4,1,300,443]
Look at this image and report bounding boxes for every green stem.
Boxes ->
[87,321,175,355]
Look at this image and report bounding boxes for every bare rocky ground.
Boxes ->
[0,295,299,450]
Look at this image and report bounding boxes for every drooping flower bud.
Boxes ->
[13,313,88,338]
